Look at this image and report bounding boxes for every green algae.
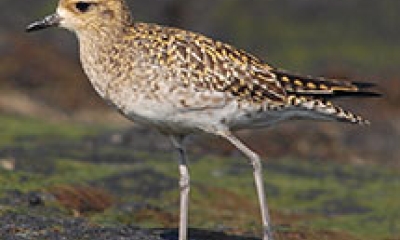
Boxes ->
[0,115,398,239]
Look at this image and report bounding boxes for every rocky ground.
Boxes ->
[0,115,399,240]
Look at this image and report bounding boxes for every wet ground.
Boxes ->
[0,115,399,240]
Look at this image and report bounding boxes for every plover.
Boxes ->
[26,0,379,239]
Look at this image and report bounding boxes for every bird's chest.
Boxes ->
[80,48,234,134]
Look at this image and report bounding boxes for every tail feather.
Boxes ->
[286,95,370,125]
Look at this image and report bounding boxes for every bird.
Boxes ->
[26,0,380,239]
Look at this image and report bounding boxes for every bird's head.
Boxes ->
[26,0,132,34]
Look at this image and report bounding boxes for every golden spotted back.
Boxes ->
[127,23,287,103]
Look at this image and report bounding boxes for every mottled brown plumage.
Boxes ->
[119,22,377,125]
[26,0,379,240]
[122,22,286,102]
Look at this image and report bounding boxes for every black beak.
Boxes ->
[26,13,62,32]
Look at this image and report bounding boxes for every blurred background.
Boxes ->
[0,0,399,239]
[1,0,399,166]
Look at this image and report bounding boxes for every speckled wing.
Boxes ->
[131,23,287,104]
[129,23,380,125]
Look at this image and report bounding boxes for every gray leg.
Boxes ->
[218,131,273,240]
[170,136,190,240]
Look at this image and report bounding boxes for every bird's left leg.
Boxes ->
[170,135,190,240]
[217,130,274,240]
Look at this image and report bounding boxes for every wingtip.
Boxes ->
[352,81,382,98]
[352,81,377,89]
[333,90,382,98]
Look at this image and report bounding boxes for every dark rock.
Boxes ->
[0,212,259,240]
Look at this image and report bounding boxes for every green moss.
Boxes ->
[0,114,398,239]
[144,156,400,239]
[0,114,99,146]
[0,160,126,194]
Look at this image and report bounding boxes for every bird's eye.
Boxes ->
[75,2,92,13]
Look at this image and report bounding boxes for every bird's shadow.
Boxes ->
[158,228,259,240]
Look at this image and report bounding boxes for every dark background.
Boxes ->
[0,0,399,165]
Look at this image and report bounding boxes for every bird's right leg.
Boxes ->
[170,135,190,240]
[218,130,273,240]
